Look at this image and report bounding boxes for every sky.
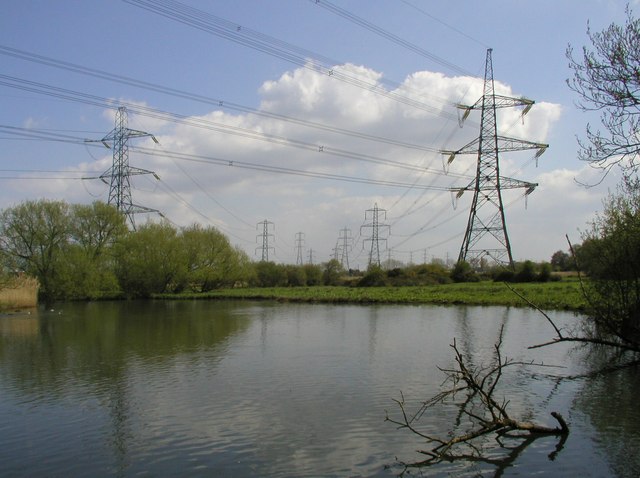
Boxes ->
[0,0,636,268]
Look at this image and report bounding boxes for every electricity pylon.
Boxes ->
[91,106,161,229]
[361,203,390,267]
[256,220,275,262]
[442,49,548,269]
[295,232,305,265]
[337,227,352,270]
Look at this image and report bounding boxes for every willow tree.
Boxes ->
[0,199,70,302]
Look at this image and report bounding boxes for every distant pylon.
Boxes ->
[91,106,161,229]
[295,232,305,265]
[308,248,315,265]
[337,227,352,270]
[361,203,390,267]
[443,49,548,269]
[256,220,275,262]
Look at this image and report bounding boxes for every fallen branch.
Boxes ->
[386,325,568,472]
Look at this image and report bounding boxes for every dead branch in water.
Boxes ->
[386,325,568,472]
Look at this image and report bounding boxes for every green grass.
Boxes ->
[156,280,587,311]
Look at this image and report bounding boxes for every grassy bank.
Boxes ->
[156,280,587,311]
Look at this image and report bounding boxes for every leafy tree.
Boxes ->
[229,246,254,286]
[550,250,572,271]
[303,264,322,286]
[181,224,243,291]
[115,221,185,297]
[537,262,553,283]
[411,263,451,285]
[322,259,344,286]
[253,261,288,287]
[567,6,640,174]
[56,244,121,299]
[515,260,537,283]
[0,199,70,302]
[63,202,126,299]
[450,261,478,283]
[578,178,640,346]
[285,265,307,287]
[357,265,388,287]
[70,202,127,259]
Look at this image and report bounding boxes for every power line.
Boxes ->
[130,145,457,191]
[310,0,475,76]
[398,0,490,49]
[0,45,450,154]
[122,0,465,122]
[0,124,467,191]
[0,75,472,181]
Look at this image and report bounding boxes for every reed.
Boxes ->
[0,275,39,310]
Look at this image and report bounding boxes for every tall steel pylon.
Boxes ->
[337,227,353,270]
[256,220,275,262]
[93,106,161,229]
[295,232,305,265]
[361,203,389,267]
[443,49,548,269]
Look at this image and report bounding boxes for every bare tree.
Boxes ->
[567,5,640,176]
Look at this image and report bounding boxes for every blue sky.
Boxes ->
[1,1,635,266]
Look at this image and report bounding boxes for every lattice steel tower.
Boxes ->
[443,49,548,268]
[295,232,305,265]
[361,204,389,267]
[256,220,275,262]
[337,227,353,270]
[96,106,160,229]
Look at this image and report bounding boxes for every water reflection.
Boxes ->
[0,301,251,477]
[573,364,640,478]
[0,302,635,477]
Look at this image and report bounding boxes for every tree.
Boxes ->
[577,178,640,348]
[70,202,127,259]
[357,264,388,287]
[302,263,322,286]
[114,221,185,297]
[0,199,70,302]
[515,260,537,283]
[253,261,288,287]
[550,250,572,271]
[567,6,640,174]
[62,202,127,299]
[450,260,478,283]
[322,259,344,286]
[181,224,244,291]
[285,265,307,287]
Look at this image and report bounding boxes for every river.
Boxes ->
[0,300,639,477]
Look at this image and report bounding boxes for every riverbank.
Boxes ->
[155,280,587,311]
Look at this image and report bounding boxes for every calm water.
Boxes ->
[1,300,639,477]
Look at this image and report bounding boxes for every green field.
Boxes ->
[156,280,587,311]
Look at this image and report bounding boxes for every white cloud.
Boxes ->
[3,62,588,264]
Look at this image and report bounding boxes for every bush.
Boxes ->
[451,261,479,283]
[253,261,288,287]
[357,265,388,287]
